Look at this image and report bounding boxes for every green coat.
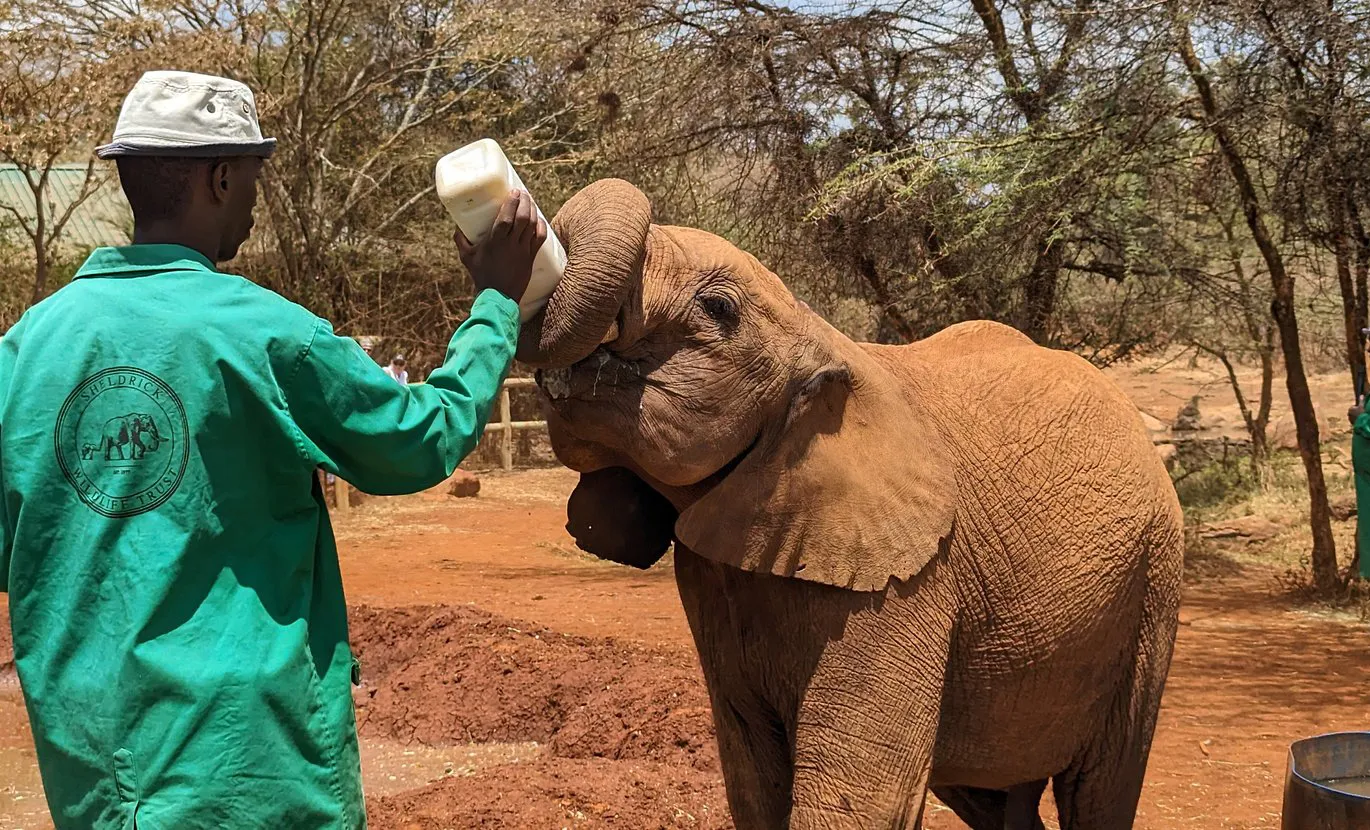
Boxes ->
[1353,412,1370,580]
[0,245,519,829]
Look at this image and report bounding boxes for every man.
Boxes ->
[1351,329,1370,582]
[0,70,544,828]
[383,354,409,384]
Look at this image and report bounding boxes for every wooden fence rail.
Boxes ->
[327,376,546,514]
[481,376,547,472]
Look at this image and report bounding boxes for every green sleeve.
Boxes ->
[0,426,9,594]
[0,340,11,593]
[1356,411,1370,442]
[287,289,520,495]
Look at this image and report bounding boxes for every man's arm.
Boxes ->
[286,189,545,495]
[0,434,9,594]
[288,291,519,494]
[0,341,11,593]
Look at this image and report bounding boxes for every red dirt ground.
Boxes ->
[2,467,1369,829]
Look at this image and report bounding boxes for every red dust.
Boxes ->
[2,470,1369,829]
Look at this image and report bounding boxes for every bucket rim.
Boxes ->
[1288,731,1370,801]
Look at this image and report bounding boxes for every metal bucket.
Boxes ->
[1282,732,1370,829]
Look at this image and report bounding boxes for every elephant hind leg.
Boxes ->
[1054,538,1180,830]
[930,786,1004,830]
[931,780,1047,830]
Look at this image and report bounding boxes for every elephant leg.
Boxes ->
[1005,780,1048,829]
[674,549,791,829]
[931,780,1046,830]
[929,786,1004,830]
[787,571,955,830]
[710,693,793,829]
[1053,540,1179,830]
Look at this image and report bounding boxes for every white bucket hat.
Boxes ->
[96,70,276,159]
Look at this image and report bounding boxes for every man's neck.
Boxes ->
[132,224,218,264]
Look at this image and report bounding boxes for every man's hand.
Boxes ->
[455,190,548,304]
[1351,404,1365,426]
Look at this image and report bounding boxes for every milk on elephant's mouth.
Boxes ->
[535,351,643,402]
[536,367,573,400]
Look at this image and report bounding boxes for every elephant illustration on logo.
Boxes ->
[95,413,165,461]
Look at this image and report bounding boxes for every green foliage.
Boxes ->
[1173,456,1261,514]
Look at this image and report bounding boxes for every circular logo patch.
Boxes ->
[54,368,189,518]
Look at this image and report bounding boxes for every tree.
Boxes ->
[1170,1,1339,593]
[1245,2,1370,399]
[57,0,604,352]
[1187,203,1277,482]
[0,15,125,305]
[589,1,1193,353]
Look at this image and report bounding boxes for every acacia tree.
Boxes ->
[155,0,588,326]
[1187,201,1277,481]
[587,1,1191,351]
[0,16,126,307]
[61,0,602,346]
[1170,1,1339,592]
[1246,2,1370,397]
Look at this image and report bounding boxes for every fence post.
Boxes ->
[500,385,513,472]
[337,478,350,513]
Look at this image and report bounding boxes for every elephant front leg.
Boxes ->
[710,692,794,829]
[674,549,793,828]
[787,581,954,829]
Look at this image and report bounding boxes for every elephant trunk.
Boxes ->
[516,179,651,368]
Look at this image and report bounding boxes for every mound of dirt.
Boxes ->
[367,756,730,830]
[348,605,718,771]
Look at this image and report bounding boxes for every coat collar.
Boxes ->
[75,245,218,279]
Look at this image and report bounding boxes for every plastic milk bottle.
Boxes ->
[435,139,567,322]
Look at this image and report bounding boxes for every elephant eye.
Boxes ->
[698,293,740,332]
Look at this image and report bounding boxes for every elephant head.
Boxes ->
[526,180,959,590]
[135,415,162,452]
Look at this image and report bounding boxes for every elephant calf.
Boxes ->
[520,179,1184,830]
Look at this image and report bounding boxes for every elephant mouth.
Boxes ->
[535,348,652,404]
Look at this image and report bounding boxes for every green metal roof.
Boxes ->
[0,163,131,251]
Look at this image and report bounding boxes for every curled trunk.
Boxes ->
[517,179,652,367]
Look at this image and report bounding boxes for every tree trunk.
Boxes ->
[1019,231,1064,343]
[30,233,47,306]
[1352,199,1370,397]
[1207,345,1272,484]
[29,174,48,305]
[1253,339,1275,483]
[1330,192,1365,394]
[1174,9,1339,593]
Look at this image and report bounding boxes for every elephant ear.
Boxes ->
[674,363,958,592]
[566,467,678,569]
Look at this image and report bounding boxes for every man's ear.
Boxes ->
[209,160,232,204]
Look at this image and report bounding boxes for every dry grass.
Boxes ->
[332,495,460,542]
[473,468,578,505]
[1179,436,1370,619]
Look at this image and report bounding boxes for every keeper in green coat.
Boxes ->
[0,70,545,828]
[1354,407,1370,584]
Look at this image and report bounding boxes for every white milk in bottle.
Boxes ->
[435,139,567,323]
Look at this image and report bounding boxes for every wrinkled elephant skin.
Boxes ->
[520,179,1184,830]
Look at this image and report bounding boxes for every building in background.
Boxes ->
[0,163,131,252]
